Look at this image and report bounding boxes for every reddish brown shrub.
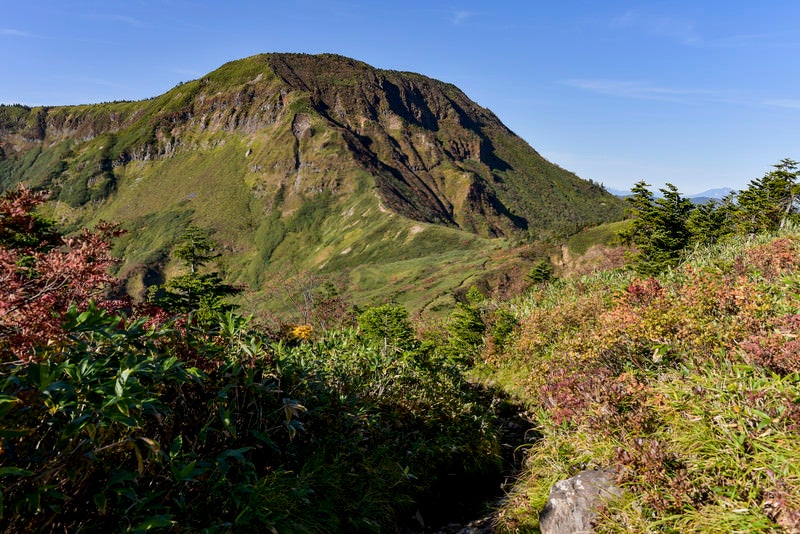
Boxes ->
[741,314,800,375]
[615,437,689,514]
[0,187,124,361]
[745,237,800,280]
[624,277,664,306]
[539,366,650,430]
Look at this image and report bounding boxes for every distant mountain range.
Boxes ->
[690,187,735,199]
[0,53,625,314]
[608,186,736,203]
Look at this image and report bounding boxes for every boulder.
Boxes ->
[539,469,621,534]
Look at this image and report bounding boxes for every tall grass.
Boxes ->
[481,229,800,532]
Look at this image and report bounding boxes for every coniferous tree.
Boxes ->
[446,287,486,363]
[357,303,418,353]
[735,158,800,234]
[148,225,240,324]
[527,259,555,285]
[620,182,694,275]
[687,193,736,246]
[172,224,219,273]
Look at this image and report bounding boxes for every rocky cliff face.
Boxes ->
[0,53,622,238]
[0,53,624,313]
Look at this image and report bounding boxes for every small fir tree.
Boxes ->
[687,194,736,246]
[527,259,554,285]
[148,225,240,324]
[735,158,800,234]
[357,303,418,354]
[446,287,486,363]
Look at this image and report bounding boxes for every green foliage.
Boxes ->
[445,287,487,363]
[149,272,240,323]
[489,308,518,350]
[1,305,199,531]
[172,224,219,273]
[620,181,694,275]
[617,158,799,277]
[1,303,502,532]
[735,158,800,234]
[527,259,554,285]
[687,195,736,245]
[357,304,418,353]
[148,225,240,324]
[275,327,501,528]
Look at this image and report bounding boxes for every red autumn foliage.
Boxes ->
[0,187,126,361]
[623,276,664,306]
[745,237,800,280]
[741,314,800,375]
[614,437,690,514]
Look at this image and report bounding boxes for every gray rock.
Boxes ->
[539,469,621,534]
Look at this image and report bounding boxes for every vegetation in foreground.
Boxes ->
[480,159,800,532]
[483,231,800,532]
[0,188,505,532]
[2,158,800,532]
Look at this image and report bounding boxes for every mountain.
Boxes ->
[688,187,735,204]
[605,186,632,197]
[689,187,734,199]
[0,53,625,314]
[609,186,736,202]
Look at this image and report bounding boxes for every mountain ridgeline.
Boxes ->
[0,53,624,312]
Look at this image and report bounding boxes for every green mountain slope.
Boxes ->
[0,53,624,314]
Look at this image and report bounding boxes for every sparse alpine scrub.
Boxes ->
[482,231,800,532]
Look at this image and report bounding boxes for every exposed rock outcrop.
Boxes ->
[0,53,623,240]
[539,469,621,534]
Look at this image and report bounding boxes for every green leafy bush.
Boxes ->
[0,190,503,532]
[1,303,502,532]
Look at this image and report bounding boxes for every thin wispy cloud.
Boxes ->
[173,68,200,77]
[566,79,800,111]
[448,10,474,25]
[611,9,700,45]
[0,28,38,38]
[54,75,129,90]
[563,79,719,103]
[172,68,202,78]
[83,12,146,29]
[764,99,800,110]
[707,31,800,49]
[107,15,145,27]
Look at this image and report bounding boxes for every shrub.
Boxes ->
[487,231,800,532]
[0,187,124,361]
[357,303,418,353]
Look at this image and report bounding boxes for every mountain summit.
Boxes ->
[0,53,624,311]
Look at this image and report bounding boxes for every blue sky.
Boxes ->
[1,1,798,194]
